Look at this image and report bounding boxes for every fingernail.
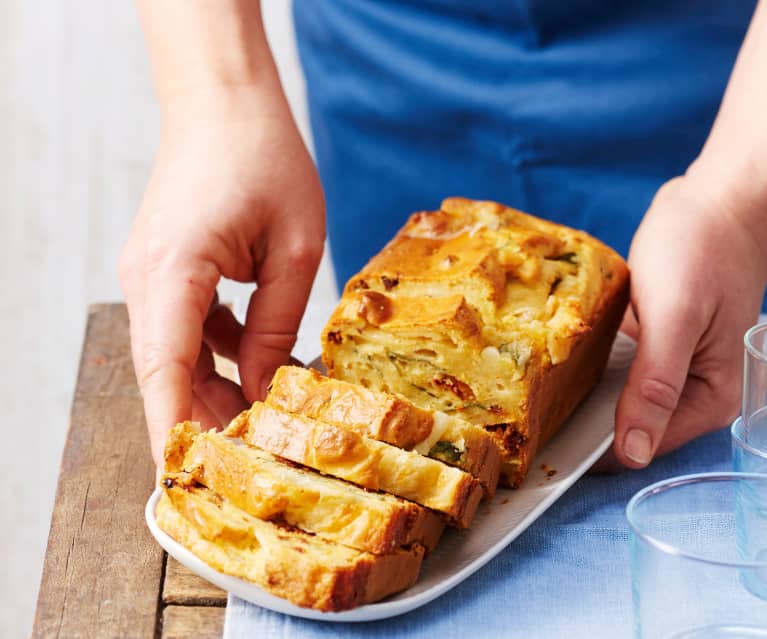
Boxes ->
[623,428,652,466]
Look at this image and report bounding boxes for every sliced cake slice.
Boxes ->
[165,422,444,554]
[157,484,423,611]
[265,365,501,495]
[224,404,483,528]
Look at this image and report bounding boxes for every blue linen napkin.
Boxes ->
[224,428,731,639]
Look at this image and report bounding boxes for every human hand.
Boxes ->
[606,172,767,470]
[119,90,325,466]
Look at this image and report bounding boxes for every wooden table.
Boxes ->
[32,305,227,638]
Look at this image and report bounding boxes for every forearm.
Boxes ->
[690,0,767,233]
[136,0,284,115]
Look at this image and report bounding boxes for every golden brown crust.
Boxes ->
[267,366,434,449]
[168,422,444,554]
[266,366,501,495]
[156,487,423,611]
[241,402,483,527]
[322,197,630,486]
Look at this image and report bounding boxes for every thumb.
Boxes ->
[238,239,322,402]
[614,303,699,468]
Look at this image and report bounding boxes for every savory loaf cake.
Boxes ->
[224,403,483,528]
[321,197,630,486]
[265,365,502,494]
[157,483,424,611]
[165,421,445,554]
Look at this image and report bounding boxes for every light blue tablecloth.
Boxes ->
[224,428,731,639]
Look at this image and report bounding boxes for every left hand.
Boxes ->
[608,171,767,469]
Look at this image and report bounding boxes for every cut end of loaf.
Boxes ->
[321,197,629,487]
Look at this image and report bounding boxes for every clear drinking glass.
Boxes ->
[743,324,767,448]
[738,324,767,479]
[627,473,767,638]
[733,417,767,475]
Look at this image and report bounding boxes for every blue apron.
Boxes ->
[293,0,756,290]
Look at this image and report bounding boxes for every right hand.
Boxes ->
[119,89,325,467]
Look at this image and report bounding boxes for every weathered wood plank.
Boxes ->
[161,606,225,639]
[32,304,164,638]
[163,558,227,607]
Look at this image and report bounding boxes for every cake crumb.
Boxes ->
[540,463,557,479]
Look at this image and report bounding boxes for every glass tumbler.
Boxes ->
[627,473,767,638]
[739,324,767,471]
[733,417,767,475]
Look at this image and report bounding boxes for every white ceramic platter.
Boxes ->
[145,334,635,622]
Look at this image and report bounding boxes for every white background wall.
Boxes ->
[0,2,334,636]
